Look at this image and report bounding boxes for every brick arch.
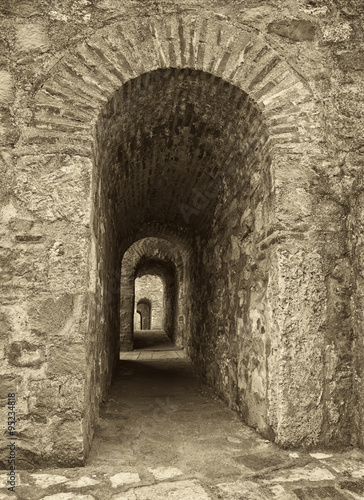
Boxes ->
[120,236,189,351]
[30,12,315,158]
[136,297,152,330]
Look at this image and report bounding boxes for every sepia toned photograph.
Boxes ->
[0,0,364,498]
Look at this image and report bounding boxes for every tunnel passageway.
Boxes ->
[133,330,180,352]
[87,340,289,482]
[85,338,361,500]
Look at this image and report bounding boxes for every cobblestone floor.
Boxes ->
[2,332,364,500]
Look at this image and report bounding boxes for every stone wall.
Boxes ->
[135,298,151,330]
[134,275,164,331]
[0,0,363,466]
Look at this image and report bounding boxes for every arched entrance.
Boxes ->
[135,298,152,330]
[5,12,354,467]
[120,236,187,351]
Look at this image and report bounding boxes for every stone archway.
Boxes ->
[3,11,354,467]
[121,237,186,351]
[136,298,152,330]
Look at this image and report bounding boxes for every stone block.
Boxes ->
[28,380,60,416]
[336,51,364,71]
[0,1,42,16]
[213,480,273,500]
[116,480,210,499]
[16,23,49,53]
[267,19,316,41]
[46,344,86,376]
[0,71,14,105]
[0,108,19,146]
[0,375,22,400]
[8,218,34,232]
[110,472,141,488]
[52,420,84,465]
[0,311,11,336]
[14,155,92,224]
[6,341,45,368]
[29,294,74,335]
[31,474,68,488]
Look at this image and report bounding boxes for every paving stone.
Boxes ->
[234,452,288,470]
[344,493,364,500]
[113,479,211,499]
[227,436,242,444]
[41,494,95,500]
[213,480,273,499]
[113,493,137,500]
[0,472,28,488]
[31,474,68,488]
[110,472,141,487]
[147,466,183,480]
[293,486,348,500]
[269,484,300,499]
[120,352,140,360]
[322,458,364,478]
[265,466,336,483]
[65,476,100,488]
[339,480,364,499]
[310,453,334,460]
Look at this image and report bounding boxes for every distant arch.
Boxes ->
[136,298,152,330]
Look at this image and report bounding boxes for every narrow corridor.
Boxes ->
[131,330,180,353]
[84,331,364,499]
[4,332,364,498]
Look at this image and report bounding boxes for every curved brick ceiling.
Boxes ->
[96,68,267,242]
[136,258,176,281]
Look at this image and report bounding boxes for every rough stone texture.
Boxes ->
[134,275,163,330]
[0,0,363,466]
[120,237,188,351]
[135,297,152,331]
[3,352,363,499]
[267,19,316,41]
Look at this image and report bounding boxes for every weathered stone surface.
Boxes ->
[16,23,50,53]
[110,472,140,487]
[6,341,45,368]
[65,476,100,488]
[0,71,14,104]
[0,375,22,399]
[147,467,183,481]
[336,51,364,71]
[29,294,74,335]
[42,494,95,500]
[114,480,210,500]
[213,480,273,500]
[46,344,86,376]
[265,465,336,483]
[0,0,363,467]
[31,474,68,488]
[267,19,316,41]
[134,275,163,331]
[52,420,84,465]
[0,108,19,146]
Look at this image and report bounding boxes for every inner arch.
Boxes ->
[89,67,274,456]
[94,68,269,245]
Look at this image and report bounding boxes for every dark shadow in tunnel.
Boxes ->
[133,330,177,351]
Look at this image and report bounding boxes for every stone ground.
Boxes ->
[2,331,364,500]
